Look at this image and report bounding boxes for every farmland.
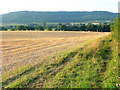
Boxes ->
[1,31,119,88]
[1,31,107,73]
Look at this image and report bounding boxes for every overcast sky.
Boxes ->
[0,0,119,15]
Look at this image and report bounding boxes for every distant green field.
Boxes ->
[2,20,112,26]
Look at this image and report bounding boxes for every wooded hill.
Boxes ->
[1,11,117,25]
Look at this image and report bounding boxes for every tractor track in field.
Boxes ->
[1,31,109,74]
[3,44,81,88]
[2,38,86,73]
[1,39,61,51]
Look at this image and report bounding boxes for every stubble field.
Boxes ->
[1,31,111,88]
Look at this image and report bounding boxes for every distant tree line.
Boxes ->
[1,23,111,32]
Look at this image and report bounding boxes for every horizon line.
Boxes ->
[1,10,117,15]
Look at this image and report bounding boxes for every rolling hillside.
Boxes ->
[1,11,117,25]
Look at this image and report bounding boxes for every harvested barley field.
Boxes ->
[1,31,111,88]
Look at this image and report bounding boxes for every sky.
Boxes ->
[0,0,119,15]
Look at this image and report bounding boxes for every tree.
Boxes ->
[80,25,86,31]
[16,25,25,30]
[111,19,119,40]
[45,26,52,31]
